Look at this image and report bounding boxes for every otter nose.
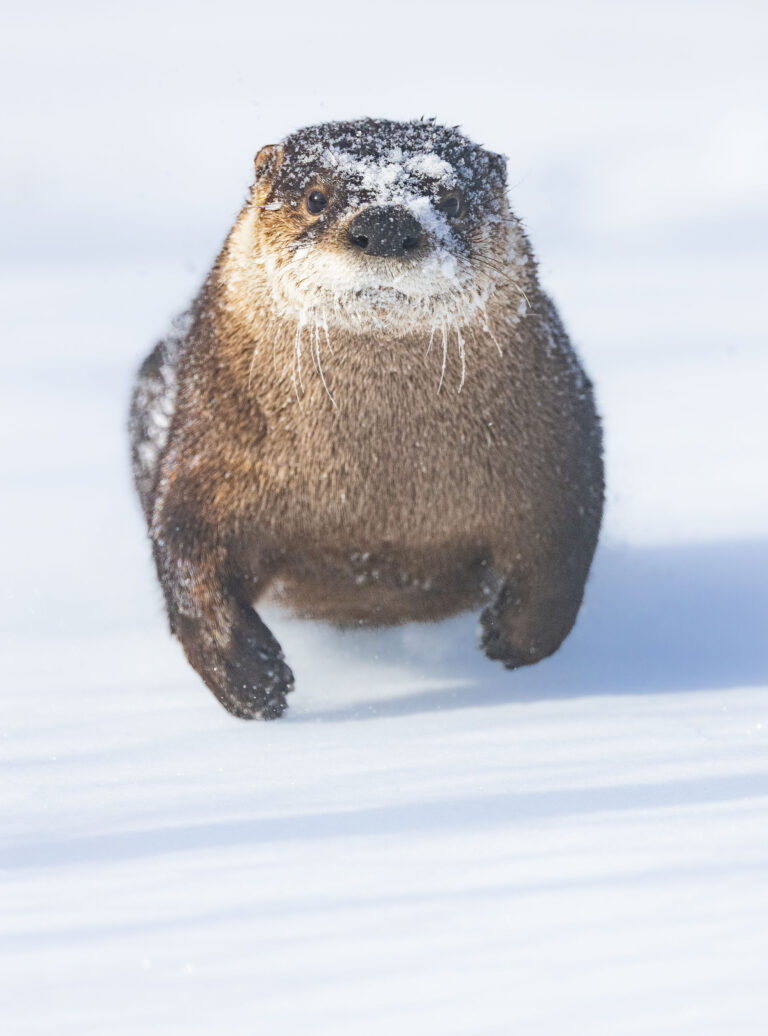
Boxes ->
[347,205,424,258]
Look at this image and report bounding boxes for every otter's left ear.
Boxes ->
[254,144,284,182]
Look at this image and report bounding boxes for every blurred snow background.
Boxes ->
[1,1,767,1033]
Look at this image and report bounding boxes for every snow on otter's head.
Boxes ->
[228,118,526,335]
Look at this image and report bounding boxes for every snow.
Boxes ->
[325,144,457,199]
[2,1,767,1034]
[405,153,456,183]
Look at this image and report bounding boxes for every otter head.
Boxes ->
[225,119,530,337]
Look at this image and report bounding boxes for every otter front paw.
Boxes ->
[479,606,537,670]
[479,581,540,670]
[182,608,295,720]
[221,609,294,718]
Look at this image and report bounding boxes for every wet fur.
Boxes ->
[130,118,604,719]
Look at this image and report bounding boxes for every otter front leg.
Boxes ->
[152,514,294,720]
[479,553,590,670]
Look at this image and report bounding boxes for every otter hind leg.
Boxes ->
[129,338,179,522]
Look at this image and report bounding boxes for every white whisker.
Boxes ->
[457,326,466,392]
[321,310,334,356]
[314,317,337,407]
[481,306,503,356]
[437,322,447,394]
[294,320,305,394]
[426,323,437,356]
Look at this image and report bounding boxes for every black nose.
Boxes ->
[347,205,424,258]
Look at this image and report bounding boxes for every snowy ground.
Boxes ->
[2,2,767,1033]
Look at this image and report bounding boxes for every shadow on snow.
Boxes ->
[277,538,768,722]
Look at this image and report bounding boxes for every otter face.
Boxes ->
[237,119,528,335]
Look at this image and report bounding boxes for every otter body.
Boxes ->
[130,119,603,719]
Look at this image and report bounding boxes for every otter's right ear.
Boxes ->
[489,151,508,184]
[254,144,284,182]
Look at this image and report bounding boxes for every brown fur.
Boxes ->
[130,119,603,719]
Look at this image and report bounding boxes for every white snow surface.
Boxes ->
[2,2,768,1034]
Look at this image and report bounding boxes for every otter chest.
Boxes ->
[263,381,507,543]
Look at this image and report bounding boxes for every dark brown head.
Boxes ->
[224,118,531,335]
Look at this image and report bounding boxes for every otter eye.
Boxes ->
[438,191,463,218]
[306,189,327,214]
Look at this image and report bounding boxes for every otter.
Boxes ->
[129,118,603,719]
